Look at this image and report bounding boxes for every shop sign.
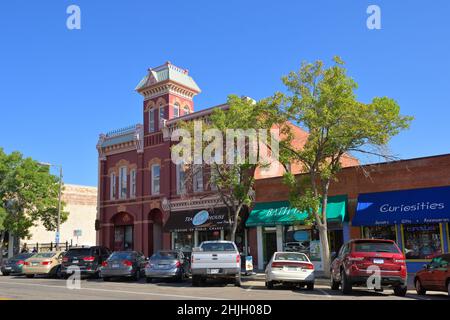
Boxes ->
[192,210,210,226]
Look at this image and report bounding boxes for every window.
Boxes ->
[193,165,203,192]
[210,166,218,191]
[149,109,155,132]
[176,164,186,195]
[403,224,442,260]
[353,241,401,253]
[173,103,180,118]
[159,105,165,121]
[110,172,116,200]
[201,242,236,252]
[183,105,190,115]
[362,225,397,241]
[130,169,136,198]
[172,232,194,252]
[151,164,160,195]
[119,166,127,199]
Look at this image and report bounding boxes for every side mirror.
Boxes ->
[423,264,429,269]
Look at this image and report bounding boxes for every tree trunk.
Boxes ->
[317,224,331,277]
[0,232,5,267]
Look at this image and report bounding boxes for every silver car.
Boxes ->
[145,250,189,283]
[100,251,146,281]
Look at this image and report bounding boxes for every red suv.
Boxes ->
[330,239,407,296]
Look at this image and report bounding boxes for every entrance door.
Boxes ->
[114,225,133,251]
[263,229,277,268]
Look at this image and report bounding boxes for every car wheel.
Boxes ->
[146,277,153,283]
[103,277,110,282]
[330,273,339,290]
[133,270,140,281]
[393,285,407,297]
[266,281,274,289]
[415,279,426,295]
[306,283,314,290]
[340,270,352,294]
[235,274,242,287]
[26,274,34,278]
[2,272,10,276]
[447,281,450,298]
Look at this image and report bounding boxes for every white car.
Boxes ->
[265,252,315,290]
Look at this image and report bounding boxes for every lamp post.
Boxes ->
[39,162,63,251]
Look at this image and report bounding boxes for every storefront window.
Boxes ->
[198,230,221,243]
[173,232,194,253]
[114,225,133,251]
[403,224,442,260]
[362,225,397,241]
[283,226,312,256]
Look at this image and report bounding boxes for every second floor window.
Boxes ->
[193,165,203,193]
[151,164,160,195]
[183,105,190,115]
[130,169,136,198]
[159,105,165,122]
[173,103,180,118]
[176,163,186,195]
[149,109,155,133]
[110,172,116,200]
[119,166,127,199]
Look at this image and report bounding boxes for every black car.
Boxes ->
[100,251,146,281]
[1,253,35,275]
[60,246,111,278]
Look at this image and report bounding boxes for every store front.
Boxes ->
[112,212,134,251]
[246,195,347,270]
[164,207,241,254]
[352,185,450,273]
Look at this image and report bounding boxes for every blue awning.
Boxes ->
[352,186,450,226]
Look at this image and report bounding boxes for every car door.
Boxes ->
[422,257,441,289]
[431,256,449,291]
[332,243,348,280]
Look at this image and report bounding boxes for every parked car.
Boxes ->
[145,250,189,283]
[190,241,241,287]
[265,252,315,290]
[330,239,407,296]
[22,251,65,278]
[1,253,35,276]
[100,251,146,281]
[283,242,310,254]
[414,254,450,297]
[61,246,111,278]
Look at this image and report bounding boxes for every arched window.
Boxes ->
[173,103,180,118]
[159,104,165,121]
[183,106,190,115]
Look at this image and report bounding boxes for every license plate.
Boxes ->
[72,260,79,264]
[208,269,219,274]
[32,262,39,266]
[373,259,384,264]
[5,267,12,270]
[112,264,120,268]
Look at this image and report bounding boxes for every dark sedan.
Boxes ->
[145,250,190,282]
[1,253,35,276]
[100,251,146,281]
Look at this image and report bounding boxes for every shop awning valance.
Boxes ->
[164,207,231,232]
[352,186,450,227]
[245,195,347,227]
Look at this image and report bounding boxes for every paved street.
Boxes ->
[0,275,448,300]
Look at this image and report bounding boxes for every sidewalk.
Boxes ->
[242,272,416,289]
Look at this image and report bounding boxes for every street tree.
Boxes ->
[0,148,68,264]
[173,95,282,242]
[277,57,413,276]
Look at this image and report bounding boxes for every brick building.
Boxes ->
[248,154,450,272]
[96,62,358,258]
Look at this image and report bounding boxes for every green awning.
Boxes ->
[245,195,347,227]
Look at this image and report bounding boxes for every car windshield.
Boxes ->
[109,252,133,260]
[354,241,400,253]
[151,251,177,260]
[65,249,91,257]
[201,243,236,252]
[33,252,56,258]
[274,252,308,262]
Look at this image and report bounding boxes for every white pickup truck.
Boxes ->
[190,241,241,287]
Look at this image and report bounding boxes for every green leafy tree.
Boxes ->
[0,148,68,264]
[175,95,282,242]
[277,57,413,276]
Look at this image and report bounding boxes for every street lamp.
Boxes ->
[39,162,63,251]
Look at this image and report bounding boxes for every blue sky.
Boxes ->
[0,0,449,187]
